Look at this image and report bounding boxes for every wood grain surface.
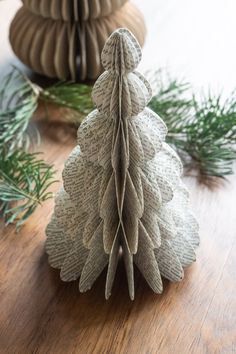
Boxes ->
[1,1,236,353]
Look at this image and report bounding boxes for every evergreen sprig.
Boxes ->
[40,82,93,122]
[148,72,236,178]
[0,69,56,228]
[147,69,193,129]
[0,68,39,153]
[0,150,55,229]
[170,94,236,177]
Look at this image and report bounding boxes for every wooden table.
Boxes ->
[1,1,236,353]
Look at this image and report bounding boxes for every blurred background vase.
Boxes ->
[9,0,146,81]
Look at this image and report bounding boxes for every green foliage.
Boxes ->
[0,68,39,154]
[0,68,56,228]
[173,94,236,177]
[40,82,93,123]
[0,150,55,229]
[148,70,236,178]
[148,69,193,128]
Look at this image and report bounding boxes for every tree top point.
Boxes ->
[101,28,142,74]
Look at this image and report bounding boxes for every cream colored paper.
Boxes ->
[46,28,200,299]
[10,2,146,81]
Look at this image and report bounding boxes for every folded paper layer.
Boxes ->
[22,0,128,20]
[9,1,146,80]
[46,28,200,299]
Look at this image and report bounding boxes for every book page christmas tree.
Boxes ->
[46,28,199,299]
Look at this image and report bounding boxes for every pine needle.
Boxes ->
[0,68,56,229]
[147,69,193,129]
[0,68,40,154]
[0,150,56,229]
[40,82,93,123]
[148,70,236,178]
[178,93,236,177]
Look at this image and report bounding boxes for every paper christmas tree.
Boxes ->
[9,0,145,81]
[46,28,199,299]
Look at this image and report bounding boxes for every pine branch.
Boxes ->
[0,150,56,229]
[147,69,193,129]
[174,93,236,177]
[0,68,56,229]
[148,70,236,178]
[0,68,40,154]
[40,82,93,123]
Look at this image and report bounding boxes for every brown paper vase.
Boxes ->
[9,0,146,81]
